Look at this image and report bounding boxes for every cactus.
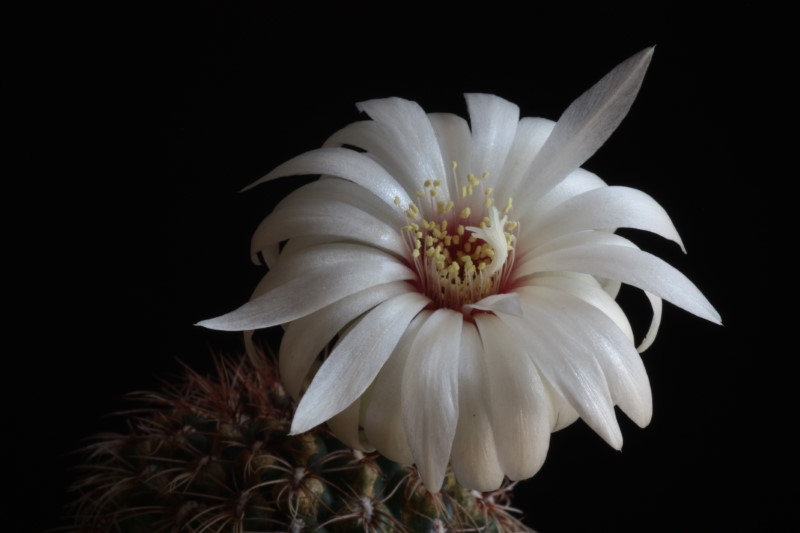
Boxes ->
[68,353,532,532]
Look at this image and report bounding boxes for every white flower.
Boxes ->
[200,47,720,492]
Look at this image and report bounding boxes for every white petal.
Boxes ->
[465,93,520,181]
[496,117,556,202]
[291,291,429,434]
[520,238,721,324]
[462,292,523,318]
[516,226,631,269]
[260,245,280,270]
[363,312,428,464]
[521,286,653,428]
[197,243,416,331]
[198,243,416,331]
[516,47,654,207]
[428,112,472,197]
[251,177,404,263]
[637,291,663,353]
[474,314,551,480]
[357,97,448,197]
[524,168,607,224]
[520,272,634,343]
[271,234,350,265]
[327,398,374,452]
[240,268,291,366]
[262,234,362,270]
[279,281,410,400]
[550,388,581,432]
[323,120,414,192]
[251,198,405,260]
[243,147,414,212]
[516,169,608,254]
[525,186,685,252]
[599,277,622,299]
[450,322,504,491]
[402,309,462,491]
[494,306,623,449]
[271,177,404,227]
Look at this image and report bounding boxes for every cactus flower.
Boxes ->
[200,47,720,492]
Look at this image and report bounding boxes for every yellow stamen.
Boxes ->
[398,190,518,311]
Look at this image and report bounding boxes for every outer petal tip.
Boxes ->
[195,317,223,330]
[705,303,723,326]
[289,405,318,436]
[631,46,655,68]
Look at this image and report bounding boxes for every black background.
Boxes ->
[19,5,761,532]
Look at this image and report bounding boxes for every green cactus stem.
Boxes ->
[68,354,532,532]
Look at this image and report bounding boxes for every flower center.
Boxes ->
[396,163,518,311]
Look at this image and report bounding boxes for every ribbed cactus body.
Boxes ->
[70,355,531,532]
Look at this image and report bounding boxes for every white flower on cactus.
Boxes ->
[200,47,720,492]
